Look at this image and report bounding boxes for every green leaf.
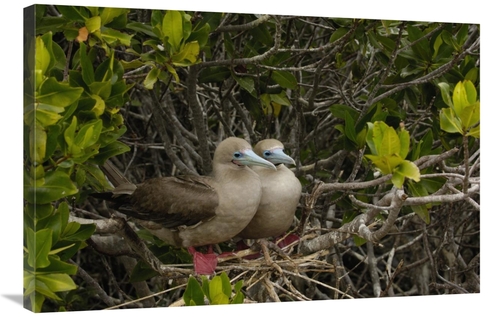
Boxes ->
[380,125,400,157]
[26,227,52,269]
[25,170,78,204]
[234,75,255,95]
[34,103,64,127]
[165,63,180,82]
[29,123,46,164]
[79,42,95,85]
[459,102,480,130]
[184,276,206,306]
[188,22,210,48]
[467,125,480,138]
[26,203,53,221]
[398,128,410,159]
[329,27,349,43]
[172,41,200,66]
[56,5,88,22]
[211,293,229,305]
[365,154,404,175]
[271,70,297,89]
[208,276,225,304]
[74,119,103,149]
[407,180,430,224]
[144,67,160,90]
[37,257,78,275]
[63,224,95,241]
[437,82,453,107]
[100,7,129,26]
[85,16,101,33]
[344,111,357,144]
[37,273,77,293]
[464,67,478,83]
[231,292,245,304]
[269,91,291,106]
[329,104,359,121]
[163,11,184,52]
[61,222,81,238]
[92,141,130,164]
[80,163,113,191]
[90,94,106,116]
[126,22,157,37]
[392,160,420,188]
[35,36,51,78]
[64,116,78,154]
[37,78,84,108]
[220,272,232,298]
[101,28,133,46]
[88,81,112,99]
[439,108,463,134]
[36,211,62,245]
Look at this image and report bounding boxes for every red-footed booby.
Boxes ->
[237,139,302,240]
[97,137,276,274]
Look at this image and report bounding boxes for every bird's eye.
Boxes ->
[233,152,242,159]
[263,150,272,157]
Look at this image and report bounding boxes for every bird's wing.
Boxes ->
[117,175,219,229]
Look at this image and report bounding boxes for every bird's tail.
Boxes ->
[101,160,132,188]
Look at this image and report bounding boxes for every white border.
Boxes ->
[3,1,494,316]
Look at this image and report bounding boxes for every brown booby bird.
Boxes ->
[237,139,302,240]
[97,137,276,274]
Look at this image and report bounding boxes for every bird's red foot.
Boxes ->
[188,246,218,275]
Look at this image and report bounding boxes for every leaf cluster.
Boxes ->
[183,272,245,305]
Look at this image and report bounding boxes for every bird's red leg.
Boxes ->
[188,246,218,275]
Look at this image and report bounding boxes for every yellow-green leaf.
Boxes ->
[172,41,200,66]
[392,160,420,188]
[144,67,160,89]
[91,94,105,116]
[437,82,453,107]
[439,108,463,134]
[380,125,400,157]
[100,7,129,26]
[85,16,101,33]
[37,78,84,108]
[37,273,77,293]
[163,11,183,52]
[35,36,50,77]
[398,128,410,159]
[26,228,52,269]
[467,124,480,138]
[30,123,47,165]
[452,80,470,117]
[165,63,180,82]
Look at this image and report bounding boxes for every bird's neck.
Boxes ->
[213,162,257,184]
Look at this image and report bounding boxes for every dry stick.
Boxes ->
[147,89,197,175]
[379,259,404,297]
[109,217,193,277]
[228,93,257,143]
[187,64,212,174]
[299,148,461,255]
[281,269,354,299]
[214,14,271,33]
[120,257,156,308]
[366,242,381,297]
[263,274,281,302]
[69,259,123,308]
[151,90,203,167]
[107,283,188,310]
[364,21,406,118]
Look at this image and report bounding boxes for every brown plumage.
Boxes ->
[237,139,302,239]
[99,137,277,249]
